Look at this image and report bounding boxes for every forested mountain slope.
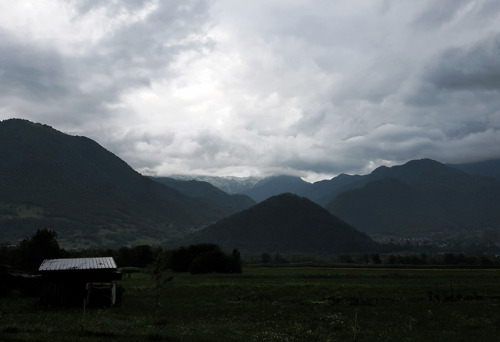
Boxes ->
[0,119,230,247]
[327,159,500,235]
[152,177,255,212]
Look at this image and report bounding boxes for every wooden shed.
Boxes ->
[38,257,122,306]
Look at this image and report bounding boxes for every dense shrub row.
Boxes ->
[169,243,241,274]
[0,230,241,275]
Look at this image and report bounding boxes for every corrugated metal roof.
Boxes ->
[39,257,117,271]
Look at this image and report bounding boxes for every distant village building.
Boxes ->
[38,257,122,306]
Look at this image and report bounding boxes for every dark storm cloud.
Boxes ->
[412,0,471,29]
[405,32,500,147]
[426,35,500,91]
[0,33,67,100]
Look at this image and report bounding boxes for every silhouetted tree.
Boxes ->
[132,245,154,267]
[338,254,353,264]
[190,249,227,274]
[232,248,242,271]
[170,243,242,274]
[151,252,173,306]
[116,246,133,267]
[371,254,381,264]
[261,253,272,264]
[170,246,192,272]
[18,228,61,271]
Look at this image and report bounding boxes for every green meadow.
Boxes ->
[1,267,499,341]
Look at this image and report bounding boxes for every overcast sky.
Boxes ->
[1,0,500,181]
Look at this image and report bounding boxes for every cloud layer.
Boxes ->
[1,0,500,181]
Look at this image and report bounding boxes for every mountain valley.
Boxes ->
[2,119,500,253]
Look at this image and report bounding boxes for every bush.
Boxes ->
[169,244,241,274]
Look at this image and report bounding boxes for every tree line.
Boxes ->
[1,229,499,274]
[0,229,241,274]
[254,252,500,267]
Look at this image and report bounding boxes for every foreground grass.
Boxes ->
[1,267,499,341]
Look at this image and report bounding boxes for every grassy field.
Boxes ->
[1,267,499,341]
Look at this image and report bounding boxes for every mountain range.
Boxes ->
[180,159,500,238]
[2,118,500,252]
[326,159,500,236]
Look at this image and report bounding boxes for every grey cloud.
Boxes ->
[106,1,212,61]
[101,128,178,171]
[405,34,500,109]
[0,1,213,128]
[412,0,471,29]
[280,155,367,178]
[290,110,327,136]
[346,128,439,163]
[167,130,255,170]
[443,120,490,140]
[426,36,500,91]
[191,130,228,161]
[0,35,67,101]
[412,0,500,33]
[75,0,152,15]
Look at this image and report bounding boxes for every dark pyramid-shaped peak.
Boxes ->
[180,193,377,254]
